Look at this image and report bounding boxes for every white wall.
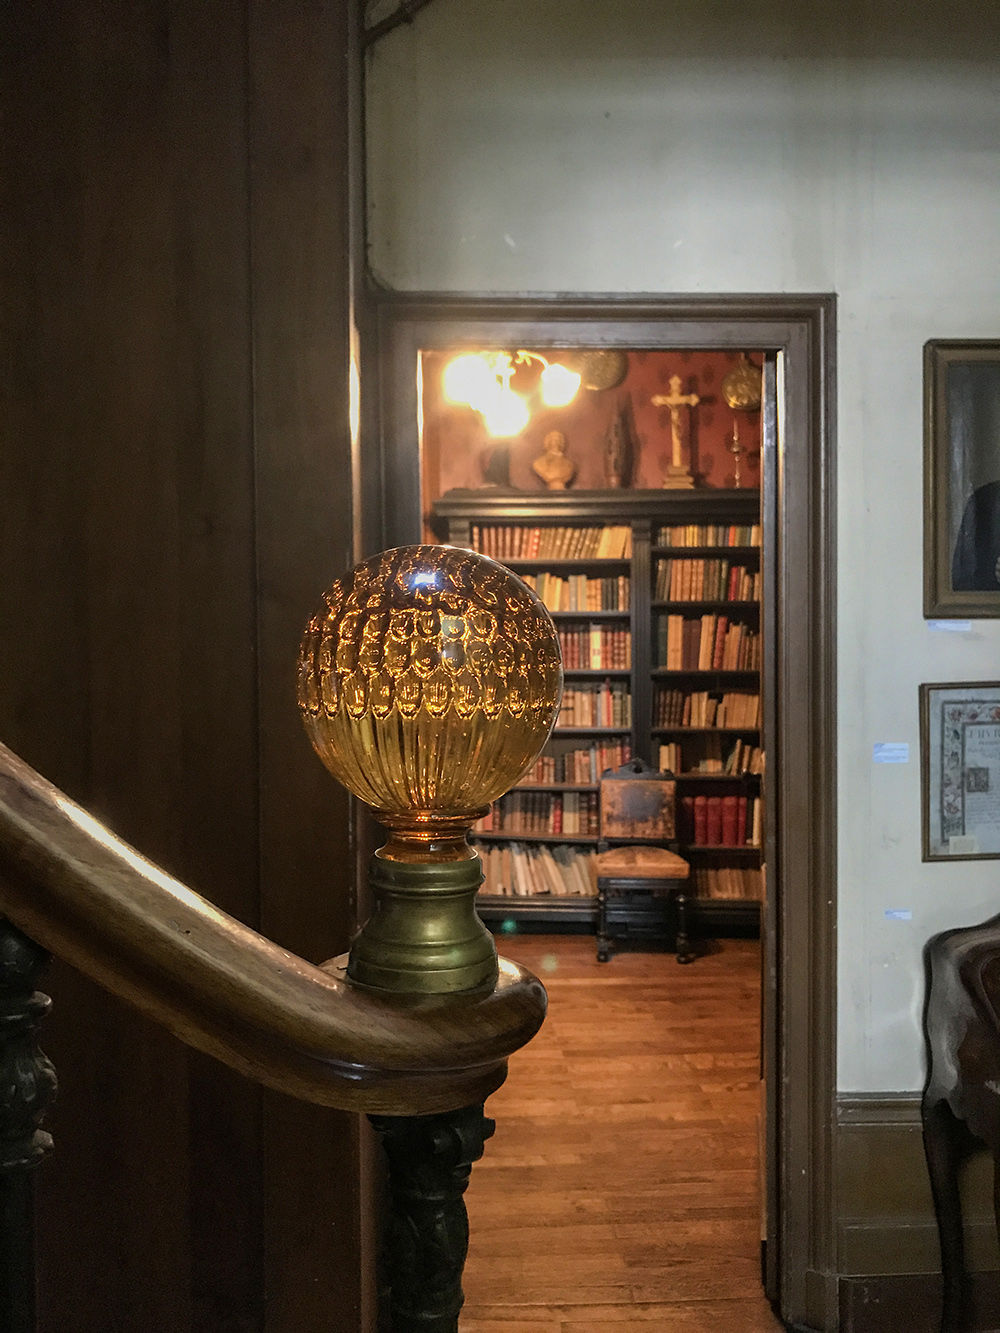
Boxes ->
[366,0,1000,1092]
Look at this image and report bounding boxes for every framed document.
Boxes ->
[921,681,1000,861]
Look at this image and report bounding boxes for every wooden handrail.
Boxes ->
[0,743,546,1115]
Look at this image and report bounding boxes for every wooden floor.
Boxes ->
[461,935,783,1333]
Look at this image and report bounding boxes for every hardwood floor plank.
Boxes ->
[464,1299,782,1328]
[462,936,780,1332]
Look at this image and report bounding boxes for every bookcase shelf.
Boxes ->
[513,783,599,792]
[474,896,598,931]
[682,843,762,856]
[652,725,760,734]
[553,726,632,736]
[651,670,758,680]
[473,895,760,935]
[652,545,760,560]
[504,557,631,570]
[473,832,600,845]
[432,487,764,939]
[563,668,631,678]
[652,600,759,611]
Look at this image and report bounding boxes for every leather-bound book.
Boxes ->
[693,794,709,846]
[737,795,749,846]
[721,794,739,846]
[706,796,723,846]
[712,616,729,670]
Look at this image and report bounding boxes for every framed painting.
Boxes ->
[920,682,1000,861]
[925,341,1000,617]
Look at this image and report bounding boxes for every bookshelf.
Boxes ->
[432,489,763,938]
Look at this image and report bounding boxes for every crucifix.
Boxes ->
[651,374,700,489]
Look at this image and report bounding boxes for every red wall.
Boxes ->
[420,348,763,526]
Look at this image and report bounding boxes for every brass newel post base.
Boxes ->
[347,850,497,994]
[370,1104,495,1333]
[0,918,57,1333]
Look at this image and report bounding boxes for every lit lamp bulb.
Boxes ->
[480,385,530,437]
[478,351,529,438]
[539,361,582,408]
[442,353,495,408]
[298,545,562,993]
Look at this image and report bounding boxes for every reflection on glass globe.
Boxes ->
[298,545,562,854]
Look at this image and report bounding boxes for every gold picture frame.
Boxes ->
[924,341,1000,618]
[920,681,1000,862]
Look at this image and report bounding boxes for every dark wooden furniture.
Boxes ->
[433,489,763,940]
[594,759,692,963]
[923,912,1000,1333]
[595,856,693,963]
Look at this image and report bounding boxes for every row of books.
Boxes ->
[475,845,761,901]
[656,615,761,671]
[724,739,765,775]
[474,842,598,898]
[656,523,761,549]
[557,682,632,729]
[680,794,763,847]
[519,740,631,786]
[520,572,629,612]
[658,737,765,776]
[691,866,763,901]
[473,791,599,837]
[654,559,760,603]
[654,689,760,729]
[558,626,631,670]
[472,525,632,560]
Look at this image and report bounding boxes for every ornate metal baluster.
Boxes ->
[0,918,57,1333]
[370,1104,495,1333]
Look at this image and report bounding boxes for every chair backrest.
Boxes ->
[599,758,677,842]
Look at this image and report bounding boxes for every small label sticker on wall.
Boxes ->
[885,909,913,921]
[873,743,909,764]
[927,620,972,632]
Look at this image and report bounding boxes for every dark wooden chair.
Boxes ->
[595,759,692,963]
[923,911,1000,1333]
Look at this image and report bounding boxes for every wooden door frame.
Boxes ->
[366,292,837,1330]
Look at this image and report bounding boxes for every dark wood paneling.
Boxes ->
[0,0,366,1328]
[1,2,261,1329]
[248,1,366,1330]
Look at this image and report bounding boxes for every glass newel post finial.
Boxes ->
[297,545,562,994]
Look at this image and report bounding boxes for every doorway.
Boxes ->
[365,294,836,1330]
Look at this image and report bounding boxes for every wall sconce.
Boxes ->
[442,351,582,437]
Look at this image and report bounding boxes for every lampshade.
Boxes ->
[297,544,562,855]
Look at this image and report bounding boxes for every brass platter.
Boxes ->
[722,352,762,411]
[565,349,629,392]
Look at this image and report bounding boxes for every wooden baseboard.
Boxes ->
[839,1272,1000,1333]
[837,1094,1000,1276]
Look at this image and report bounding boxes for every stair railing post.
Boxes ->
[298,546,562,1333]
[369,1105,495,1333]
[0,918,57,1333]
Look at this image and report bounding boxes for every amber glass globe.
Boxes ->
[298,545,562,850]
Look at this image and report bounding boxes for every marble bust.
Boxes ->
[532,431,576,490]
